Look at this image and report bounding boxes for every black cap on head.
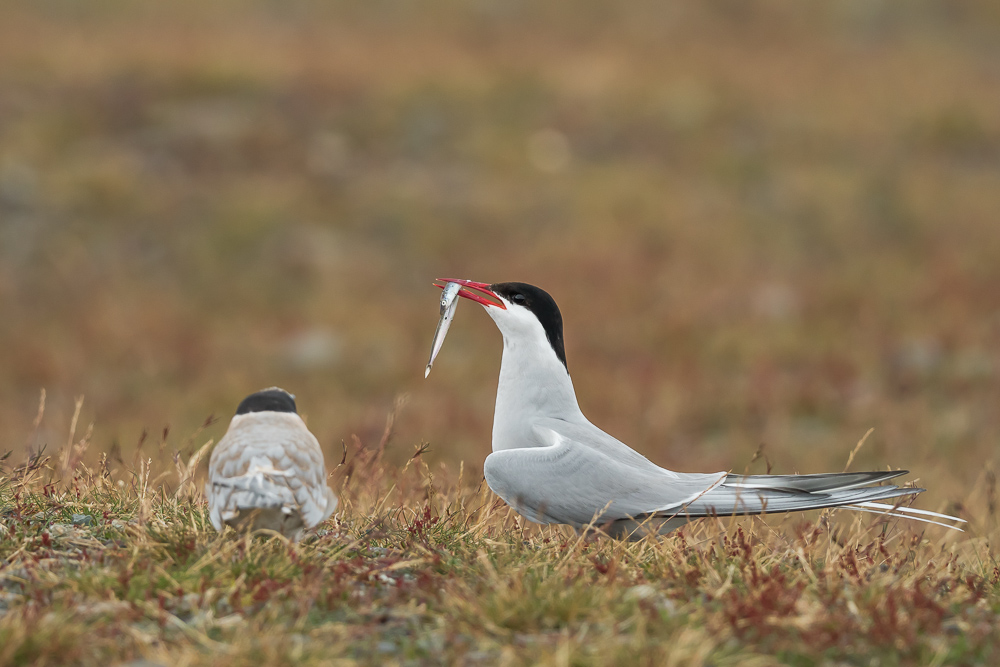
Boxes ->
[490,282,567,369]
[235,387,298,415]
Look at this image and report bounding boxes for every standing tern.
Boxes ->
[206,387,338,541]
[435,279,964,539]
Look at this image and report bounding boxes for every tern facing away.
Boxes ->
[206,388,338,541]
[435,279,964,539]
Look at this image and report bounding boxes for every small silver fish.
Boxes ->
[425,281,462,378]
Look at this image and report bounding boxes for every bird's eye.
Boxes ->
[513,293,526,302]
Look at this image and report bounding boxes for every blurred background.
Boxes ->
[1,1,998,509]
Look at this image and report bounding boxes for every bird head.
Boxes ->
[435,279,567,369]
[235,387,298,415]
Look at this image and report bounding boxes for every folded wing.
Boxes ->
[484,422,726,527]
[483,421,963,534]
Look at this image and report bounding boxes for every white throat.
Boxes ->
[486,302,585,451]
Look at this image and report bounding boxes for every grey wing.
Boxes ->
[723,470,906,493]
[682,472,922,516]
[206,429,242,531]
[483,418,963,531]
[634,470,963,530]
[483,423,726,527]
[284,430,338,529]
[533,417,685,475]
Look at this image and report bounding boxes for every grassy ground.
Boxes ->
[2,0,1000,664]
[2,431,998,666]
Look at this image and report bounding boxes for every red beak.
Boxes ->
[434,278,507,309]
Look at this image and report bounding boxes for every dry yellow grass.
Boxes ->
[1,406,997,665]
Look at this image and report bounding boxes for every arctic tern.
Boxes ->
[206,387,338,541]
[434,278,964,539]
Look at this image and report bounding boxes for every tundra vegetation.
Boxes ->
[2,1,1000,664]
[1,421,997,665]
